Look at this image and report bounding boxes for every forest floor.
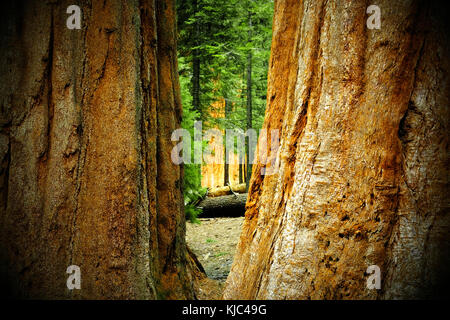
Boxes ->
[186,217,244,299]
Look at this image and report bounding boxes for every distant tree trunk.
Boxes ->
[241,155,247,184]
[245,10,253,191]
[224,99,231,186]
[0,0,199,299]
[224,0,450,299]
[239,159,244,184]
[239,69,245,186]
[192,0,201,116]
[191,0,203,197]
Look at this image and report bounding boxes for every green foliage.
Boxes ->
[214,252,229,257]
[179,57,206,223]
[177,0,274,131]
[176,0,274,219]
[185,203,202,224]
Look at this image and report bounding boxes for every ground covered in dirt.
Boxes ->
[186,217,244,284]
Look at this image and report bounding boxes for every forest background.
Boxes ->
[176,0,274,222]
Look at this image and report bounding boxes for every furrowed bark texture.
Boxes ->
[0,0,197,299]
[224,0,450,299]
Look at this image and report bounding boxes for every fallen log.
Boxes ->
[207,183,247,197]
[197,193,247,218]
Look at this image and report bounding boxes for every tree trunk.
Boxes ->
[208,183,247,197]
[192,0,201,116]
[239,161,244,184]
[0,0,199,299]
[245,9,253,191]
[224,0,450,300]
[224,99,230,186]
[198,194,247,218]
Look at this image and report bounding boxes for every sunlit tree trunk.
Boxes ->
[224,0,450,299]
[0,0,199,299]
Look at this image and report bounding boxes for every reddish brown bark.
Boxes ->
[224,0,450,299]
[0,0,199,299]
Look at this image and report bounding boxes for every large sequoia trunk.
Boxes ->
[0,0,198,299]
[224,0,450,299]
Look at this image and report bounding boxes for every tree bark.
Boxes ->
[224,0,450,299]
[0,0,198,299]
